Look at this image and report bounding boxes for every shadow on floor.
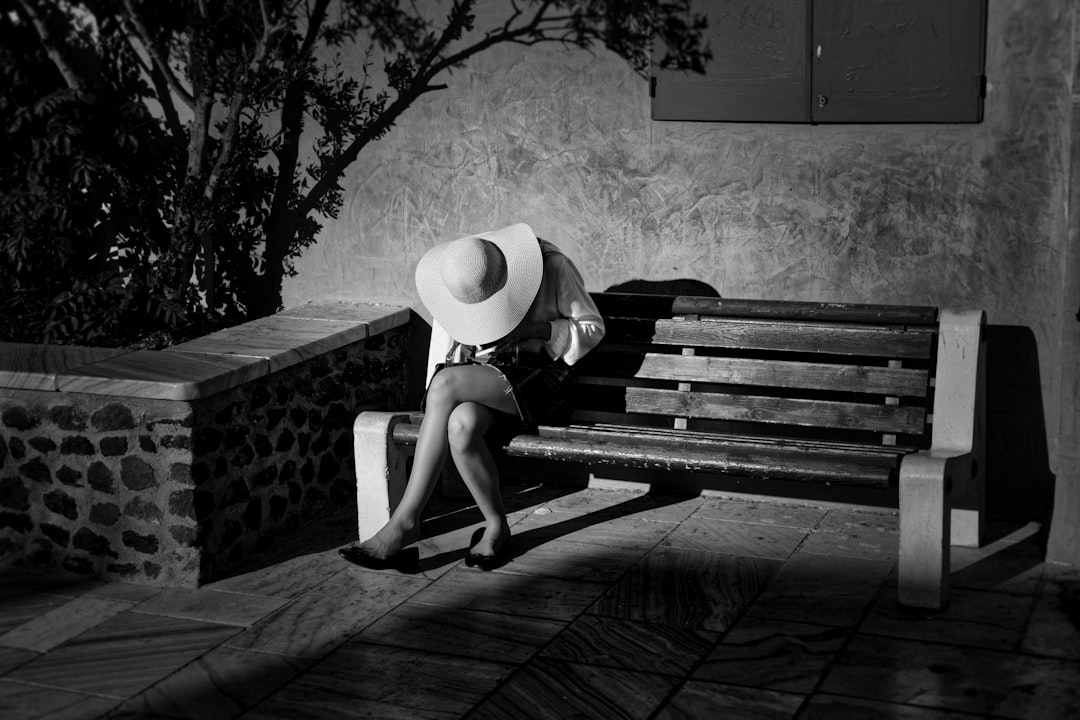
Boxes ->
[415,488,692,573]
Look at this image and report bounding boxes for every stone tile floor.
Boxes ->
[1,481,1077,719]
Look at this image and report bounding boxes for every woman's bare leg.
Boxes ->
[447,402,514,557]
[357,364,517,558]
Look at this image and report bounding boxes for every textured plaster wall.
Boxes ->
[1048,11,1080,563]
[284,1,1078,560]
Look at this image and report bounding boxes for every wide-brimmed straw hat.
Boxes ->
[415,223,543,346]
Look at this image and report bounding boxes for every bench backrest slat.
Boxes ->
[593,293,938,326]
[670,297,939,324]
[624,387,927,434]
[626,318,934,359]
[588,353,930,397]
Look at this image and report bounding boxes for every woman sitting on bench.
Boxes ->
[339,223,605,571]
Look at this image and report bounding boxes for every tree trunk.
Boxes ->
[245,214,298,318]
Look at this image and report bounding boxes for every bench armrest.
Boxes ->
[932,310,986,451]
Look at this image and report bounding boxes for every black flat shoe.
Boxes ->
[338,545,419,572]
[465,528,510,571]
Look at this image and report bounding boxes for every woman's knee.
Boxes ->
[427,365,515,415]
[426,368,464,411]
[447,403,489,450]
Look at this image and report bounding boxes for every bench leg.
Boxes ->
[948,357,987,547]
[898,452,951,610]
[353,412,413,541]
[950,486,984,548]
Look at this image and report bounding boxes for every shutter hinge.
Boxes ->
[650,76,657,98]
[979,74,987,98]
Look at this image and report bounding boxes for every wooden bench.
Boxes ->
[353,292,986,609]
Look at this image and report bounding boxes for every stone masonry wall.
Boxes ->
[0,327,408,586]
[0,393,197,585]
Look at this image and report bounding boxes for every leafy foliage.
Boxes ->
[2,0,708,346]
[0,4,186,345]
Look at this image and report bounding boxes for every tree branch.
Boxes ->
[294,80,431,218]
[197,0,292,311]
[304,3,575,207]
[293,0,491,217]
[264,0,333,258]
[119,0,195,109]
[415,0,480,74]
[430,3,565,79]
[114,14,187,141]
[15,0,88,92]
[148,57,186,142]
[259,0,273,30]
[204,6,284,203]
[299,0,332,57]
[266,74,307,226]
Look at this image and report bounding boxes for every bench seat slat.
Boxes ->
[539,423,922,457]
[581,353,930,397]
[388,420,901,486]
[625,387,927,434]
[390,419,920,456]
[649,318,935,359]
[504,436,897,486]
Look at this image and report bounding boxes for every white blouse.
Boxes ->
[425,239,605,387]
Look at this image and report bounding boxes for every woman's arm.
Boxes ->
[486,246,604,363]
[425,319,455,388]
[545,254,605,365]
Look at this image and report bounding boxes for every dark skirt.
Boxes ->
[428,350,576,429]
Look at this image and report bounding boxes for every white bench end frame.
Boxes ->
[898,308,987,609]
[353,412,414,541]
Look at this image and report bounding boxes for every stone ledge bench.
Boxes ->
[0,302,410,587]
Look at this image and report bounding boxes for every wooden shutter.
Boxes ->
[651,0,986,123]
